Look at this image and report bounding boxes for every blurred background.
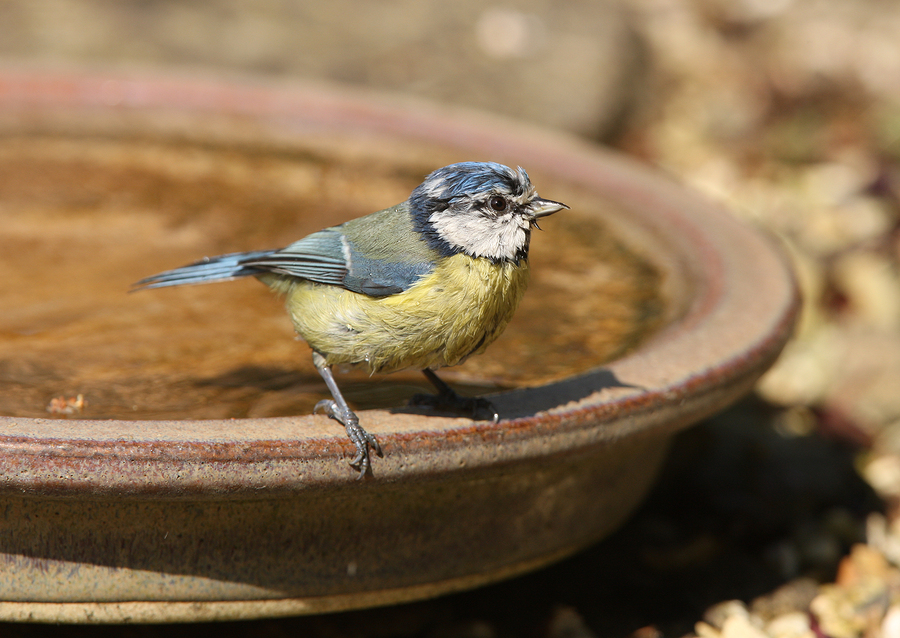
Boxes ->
[3,0,900,636]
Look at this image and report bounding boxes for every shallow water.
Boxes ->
[0,134,663,420]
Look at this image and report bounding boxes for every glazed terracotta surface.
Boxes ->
[0,71,798,622]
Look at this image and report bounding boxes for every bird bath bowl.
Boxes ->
[0,71,798,623]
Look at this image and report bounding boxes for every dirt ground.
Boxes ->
[3,0,900,636]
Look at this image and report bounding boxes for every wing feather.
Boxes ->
[239,230,348,286]
[135,204,438,297]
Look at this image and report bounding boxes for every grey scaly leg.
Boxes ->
[312,352,382,478]
[411,368,500,424]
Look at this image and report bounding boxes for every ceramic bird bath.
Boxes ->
[0,70,798,623]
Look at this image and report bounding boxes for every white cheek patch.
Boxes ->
[430,209,530,261]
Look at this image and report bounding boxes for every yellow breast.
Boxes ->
[278,254,529,373]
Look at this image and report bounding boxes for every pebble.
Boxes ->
[862,455,900,499]
[704,600,753,630]
[696,621,722,638]
[765,612,814,638]
[720,614,770,638]
[546,606,597,638]
[699,602,771,638]
[883,605,900,638]
[751,578,820,621]
[866,514,900,568]
[755,325,844,406]
[808,545,898,638]
[832,251,900,330]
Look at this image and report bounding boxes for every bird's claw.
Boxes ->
[315,400,382,479]
[409,392,500,424]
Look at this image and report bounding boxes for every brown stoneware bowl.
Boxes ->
[0,70,798,623]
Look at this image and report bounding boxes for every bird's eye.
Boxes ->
[489,195,508,212]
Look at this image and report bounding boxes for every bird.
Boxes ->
[134,161,568,478]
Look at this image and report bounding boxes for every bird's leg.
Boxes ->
[312,352,383,479]
[410,368,500,423]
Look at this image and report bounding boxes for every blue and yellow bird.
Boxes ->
[135,162,567,477]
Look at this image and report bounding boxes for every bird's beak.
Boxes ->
[530,198,569,219]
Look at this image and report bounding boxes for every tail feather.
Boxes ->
[132,250,274,290]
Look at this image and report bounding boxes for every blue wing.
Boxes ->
[132,250,275,289]
[239,230,349,287]
[134,205,435,297]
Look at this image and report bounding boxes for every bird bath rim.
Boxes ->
[0,69,799,495]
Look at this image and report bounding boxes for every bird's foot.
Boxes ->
[315,400,383,479]
[409,389,500,424]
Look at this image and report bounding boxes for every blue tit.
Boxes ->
[134,161,568,478]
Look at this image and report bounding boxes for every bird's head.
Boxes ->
[410,162,568,263]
